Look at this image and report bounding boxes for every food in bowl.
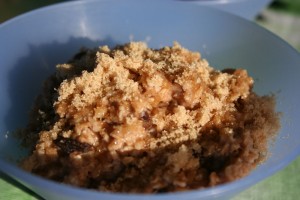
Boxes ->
[20,42,280,193]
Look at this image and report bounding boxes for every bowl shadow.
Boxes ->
[1,36,119,160]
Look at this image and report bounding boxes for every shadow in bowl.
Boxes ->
[1,36,119,161]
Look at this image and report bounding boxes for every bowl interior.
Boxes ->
[0,0,300,199]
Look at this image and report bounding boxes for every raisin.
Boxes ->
[54,135,91,155]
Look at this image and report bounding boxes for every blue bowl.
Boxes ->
[0,0,300,199]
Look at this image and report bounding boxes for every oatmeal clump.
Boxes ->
[21,42,280,193]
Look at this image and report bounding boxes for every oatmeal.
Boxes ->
[21,42,280,193]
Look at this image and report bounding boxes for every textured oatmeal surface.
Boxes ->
[21,42,280,193]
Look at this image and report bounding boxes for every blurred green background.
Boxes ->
[0,0,63,23]
[270,0,300,15]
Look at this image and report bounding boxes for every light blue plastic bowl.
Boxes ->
[0,0,299,199]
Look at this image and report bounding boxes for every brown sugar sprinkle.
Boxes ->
[21,42,280,193]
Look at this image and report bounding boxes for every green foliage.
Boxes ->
[270,0,300,15]
[0,0,64,23]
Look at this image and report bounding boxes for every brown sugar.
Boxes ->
[21,42,280,193]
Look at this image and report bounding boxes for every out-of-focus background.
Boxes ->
[0,0,299,199]
[258,0,300,51]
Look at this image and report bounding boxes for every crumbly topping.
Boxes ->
[21,42,280,193]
